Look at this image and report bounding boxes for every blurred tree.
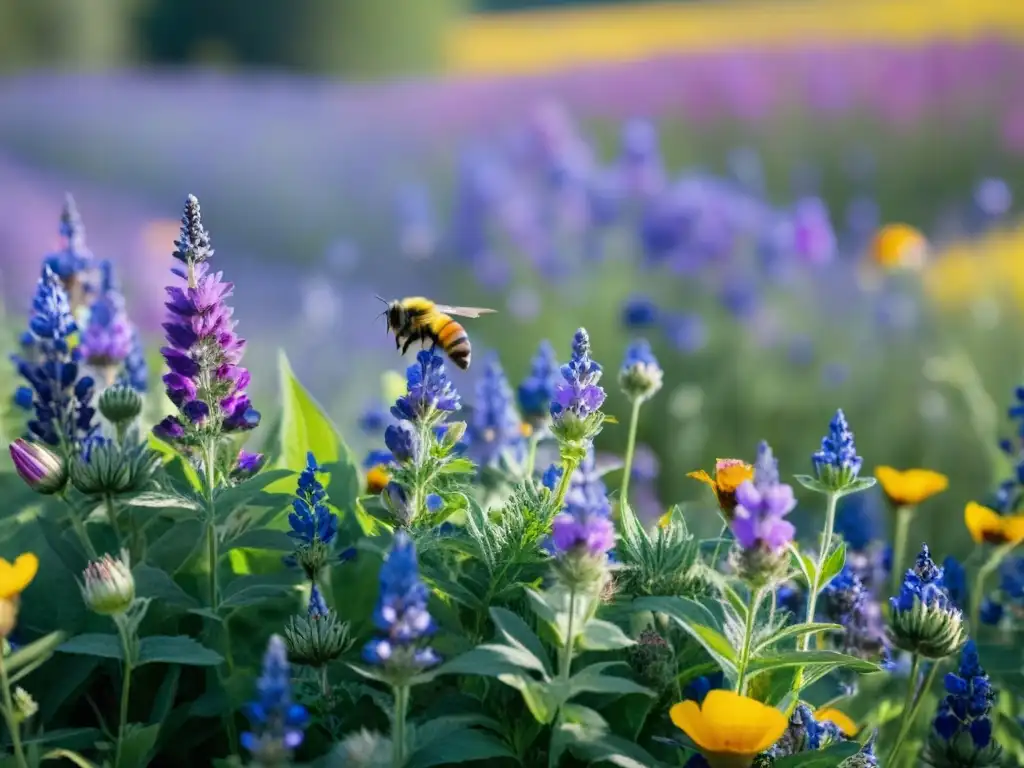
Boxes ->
[0,0,141,71]
[138,0,467,77]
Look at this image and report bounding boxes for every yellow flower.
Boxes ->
[869,223,928,271]
[669,690,787,766]
[365,465,390,495]
[964,502,1024,545]
[0,553,38,601]
[814,707,857,737]
[688,459,754,518]
[874,467,949,507]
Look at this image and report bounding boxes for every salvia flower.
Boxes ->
[764,704,844,757]
[384,421,421,465]
[812,409,864,491]
[17,267,98,453]
[241,635,309,766]
[888,544,967,659]
[390,349,461,426]
[517,339,560,427]
[729,441,796,585]
[9,438,67,495]
[362,531,440,678]
[925,640,1002,768]
[118,331,149,393]
[156,195,259,445]
[819,565,888,667]
[467,354,527,468]
[618,338,663,403]
[232,451,266,481]
[285,453,343,580]
[549,328,606,446]
[79,261,135,386]
[80,550,135,615]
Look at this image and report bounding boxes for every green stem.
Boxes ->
[524,431,540,478]
[0,647,27,768]
[971,541,1017,630]
[709,521,729,570]
[113,617,134,768]
[551,457,581,512]
[792,491,838,694]
[559,589,577,684]
[619,399,643,512]
[889,506,915,599]
[64,504,98,561]
[105,494,123,551]
[392,684,409,768]
[320,666,330,700]
[735,588,763,695]
[887,657,941,766]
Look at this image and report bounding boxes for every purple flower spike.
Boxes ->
[552,513,615,557]
[730,439,797,555]
[79,261,136,385]
[155,195,260,446]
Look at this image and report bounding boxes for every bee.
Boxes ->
[378,296,496,370]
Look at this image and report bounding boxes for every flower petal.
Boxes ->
[700,690,787,755]
[0,553,38,600]
[669,700,715,753]
[815,707,857,737]
[965,502,1003,544]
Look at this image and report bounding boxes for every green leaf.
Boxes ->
[818,541,846,590]
[5,631,64,675]
[131,564,199,608]
[754,622,845,653]
[789,544,816,588]
[219,574,299,611]
[747,650,880,678]
[490,606,551,676]
[838,477,877,496]
[115,723,161,768]
[40,750,98,768]
[437,644,545,679]
[498,673,558,724]
[125,492,200,513]
[22,728,100,750]
[405,727,517,768]
[578,619,635,651]
[771,742,860,767]
[439,457,476,475]
[568,662,653,699]
[213,469,295,522]
[631,596,735,671]
[57,633,123,660]
[137,636,223,667]
[561,724,667,768]
[223,528,295,552]
[147,518,205,574]
[793,475,830,494]
[149,665,181,724]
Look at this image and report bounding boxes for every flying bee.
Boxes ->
[378,296,496,370]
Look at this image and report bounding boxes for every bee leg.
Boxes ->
[395,335,401,350]
[401,336,416,355]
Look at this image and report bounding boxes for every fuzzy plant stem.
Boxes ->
[559,588,578,685]
[889,506,914,599]
[59,491,98,561]
[792,491,838,694]
[971,541,1017,630]
[113,615,134,768]
[552,457,582,513]
[524,430,540,478]
[735,588,764,696]
[619,399,643,512]
[0,649,27,768]
[105,494,123,550]
[887,657,941,766]
[392,684,410,768]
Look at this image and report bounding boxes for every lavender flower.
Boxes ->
[155,195,259,444]
[517,340,560,427]
[927,640,1002,767]
[390,350,460,426]
[618,338,663,403]
[118,331,149,393]
[363,531,440,675]
[551,329,606,445]
[765,705,844,757]
[80,262,135,386]
[16,268,98,453]
[621,295,659,330]
[819,565,888,666]
[547,445,614,588]
[466,354,525,468]
[285,453,353,578]
[241,635,309,765]
[729,441,795,585]
[812,409,864,491]
[232,451,266,481]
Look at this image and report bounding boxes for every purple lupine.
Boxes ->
[551,328,605,421]
[42,193,96,312]
[155,195,259,444]
[80,261,135,386]
[731,441,796,553]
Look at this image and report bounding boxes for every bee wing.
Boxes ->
[433,304,498,319]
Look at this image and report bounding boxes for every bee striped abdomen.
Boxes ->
[434,316,472,370]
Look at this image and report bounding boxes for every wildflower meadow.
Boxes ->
[4,35,1024,768]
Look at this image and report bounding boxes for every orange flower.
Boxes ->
[814,707,857,737]
[365,465,391,495]
[964,502,1024,546]
[869,223,928,271]
[688,459,754,518]
[875,467,948,507]
[670,690,787,766]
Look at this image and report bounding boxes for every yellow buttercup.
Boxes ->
[688,459,754,518]
[814,707,857,737]
[964,502,1024,545]
[875,467,949,507]
[0,554,38,601]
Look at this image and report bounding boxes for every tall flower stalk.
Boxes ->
[617,338,662,510]
[517,339,560,476]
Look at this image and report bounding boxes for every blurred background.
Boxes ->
[2,0,1024,557]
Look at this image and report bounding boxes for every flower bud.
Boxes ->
[626,629,674,694]
[284,608,351,668]
[81,550,135,615]
[382,482,413,527]
[888,596,967,660]
[384,422,420,464]
[12,687,37,724]
[292,539,332,583]
[98,385,143,426]
[730,544,790,589]
[9,439,67,495]
[440,420,467,448]
[336,729,393,768]
[618,340,663,404]
[924,731,1002,768]
[70,439,159,497]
